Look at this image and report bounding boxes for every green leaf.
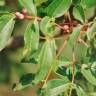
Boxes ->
[51,59,59,72]
[68,26,82,47]
[40,16,56,36]
[49,84,69,96]
[34,40,56,84]
[75,85,86,96]
[13,73,35,91]
[93,37,96,48]
[56,66,67,77]
[45,79,71,96]
[59,43,73,61]
[21,57,38,64]
[75,43,88,63]
[81,0,96,8]
[73,5,85,23]
[81,68,96,86]
[46,79,69,89]
[24,19,39,55]
[59,61,73,67]
[13,83,32,91]
[85,7,95,20]
[87,22,96,41]
[19,0,37,15]
[72,0,81,5]
[45,0,71,18]
[34,0,48,6]
[20,73,35,85]
[0,14,15,51]
[59,26,82,62]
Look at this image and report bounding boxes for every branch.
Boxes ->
[15,11,75,32]
[42,36,69,88]
[69,46,76,96]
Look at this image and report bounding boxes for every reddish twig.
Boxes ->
[18,14,74,32]
[24,15,41,21]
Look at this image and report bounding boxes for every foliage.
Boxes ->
[0,0,96,96]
